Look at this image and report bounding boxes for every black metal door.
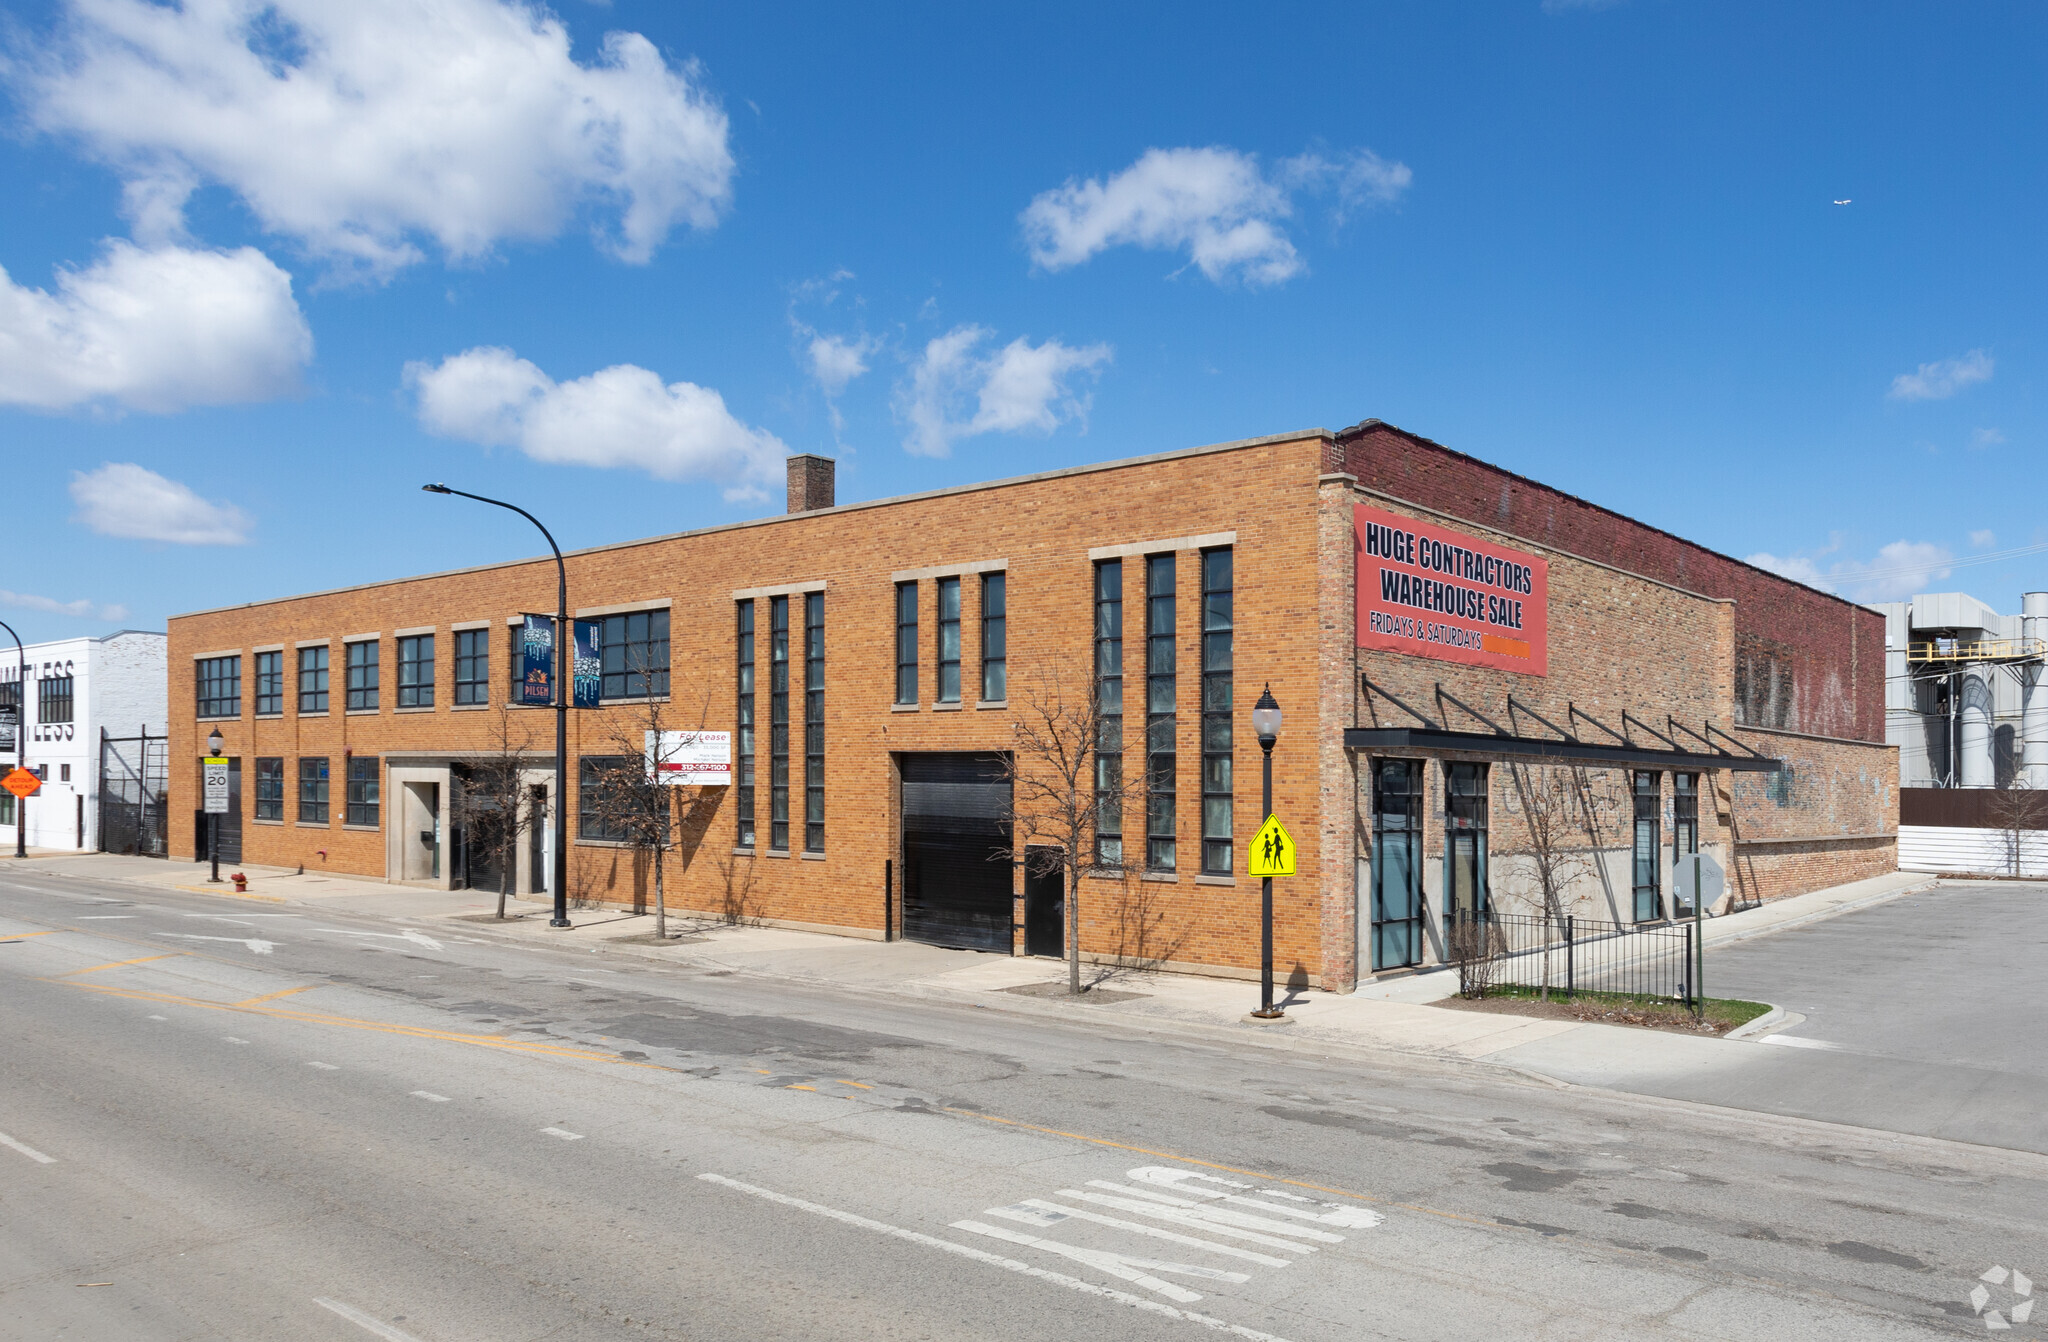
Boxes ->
[1024,845,1064,958]
[900,753,1012,952]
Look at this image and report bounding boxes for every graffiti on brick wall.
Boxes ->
[1735,635,1795,730]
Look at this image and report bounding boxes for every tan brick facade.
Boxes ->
[168,425,1897,991]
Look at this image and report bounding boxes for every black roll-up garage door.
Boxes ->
[901,753,1012,952]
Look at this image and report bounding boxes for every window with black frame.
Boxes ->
[936,577,961,703]
[577,755,640,842]
[345,641,379,711]
[346,756,380,826]
[254,757,284,820]
[804,591,824,853]
[1632,771,1662,922]
[1673,772,1699,887]
[193,658,235,719]
[1371,759,1424,970]
[600,609,670,699]
[980,572,1006,702]
[736,600,756,847]
[1199,548,1233,876]
[398,634,434,708]
[1094,560,1124,865]
[894,582,918,705]
[254,651,283,715]
[769,595,790,851]
[298,757,329,824]
[299,646,329,713]
[454,628,489,705]
[1444,762,1488,921]
[1144,554,1176,872]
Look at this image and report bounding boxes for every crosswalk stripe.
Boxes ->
[993,1201,1293,1268]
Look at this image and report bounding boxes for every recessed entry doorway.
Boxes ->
[899,753,1013,953]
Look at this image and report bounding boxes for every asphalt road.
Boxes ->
[2,868,2043,1341]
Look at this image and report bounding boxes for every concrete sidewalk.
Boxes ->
[3,851,1935,1075]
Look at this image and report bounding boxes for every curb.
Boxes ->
[1722,1004,1785,1041]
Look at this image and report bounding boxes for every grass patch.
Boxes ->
[1436,983,1773,1035]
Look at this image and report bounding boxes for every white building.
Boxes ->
[1874,591,2048,789]
[1,631,167,853]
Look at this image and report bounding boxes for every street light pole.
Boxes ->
[1251,685,1284,1020]
[424,483,573,928]
[0,618,25,859]
[206,725,224,883]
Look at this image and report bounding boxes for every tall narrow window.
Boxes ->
[804,591,825,853]
[769,595,790,851]
[345,641,379,711]
[298,646,329,713]
[1200,548,1233,876]
[254,651,284,716]
[346,756,380,826]
[736,601,756,847]
[895,582,918,705]
[454,629,489,705]
[397,634,435,708]
[981,572,1007,702]
[1145,554,1176,872]
[194,658,238,719]
[1445,763,1489,921]
[298,756,329,824]
[1371,759,1424,970]
[1632,771,1661,922]
[600,609,670,699]
[1094,560,1124,865]
[936,577,962,703]
[254,757,284,820]
[1673,773,1699,864]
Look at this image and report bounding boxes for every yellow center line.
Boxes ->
[1,929,65,940]
[51,953,188,977]
[786,1084,817,1091]
[234,983,324,1007]
[834,1079,873,1089]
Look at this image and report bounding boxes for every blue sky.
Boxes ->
[2,0,2043,644]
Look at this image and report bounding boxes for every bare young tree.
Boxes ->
[582,669,721,940]
[1000,657,1138,995]
[450,702,536,920]
[1505,762,1597,1000]
[1990,777,2047,877]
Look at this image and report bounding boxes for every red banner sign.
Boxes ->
[1355,504,1548,676]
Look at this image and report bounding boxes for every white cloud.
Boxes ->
[1970,529,1997,549]
[21,0,734,278]
[1973,427,2006,446]
[1888,349,1993,401]
[406,346,785,499]
[806,333,875,398]
[1746,539,1956,601]
[0,240,310,412]
[1020,144,1409,286]
[69,462,253,545]
[896,326,1112,458]
[0,588,129,622]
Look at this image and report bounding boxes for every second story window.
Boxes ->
[398,634,435,709]
[895,582,918,705]
[454,628,489,705]
[936,576,962,703]
[1200,548,1234,876]
[345,641,380,711]
[600,609,670,699]
[736,600,756,847]
[254,650,283,715]
[1145,554,1176,872]
[805,591,825,853]
[194,658,237,720]
[981,572,1006,702]
[769,595,790,850]
[298,645,329,713]
[1094,560,1124,865]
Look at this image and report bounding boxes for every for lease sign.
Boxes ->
[1355,504,1549,676]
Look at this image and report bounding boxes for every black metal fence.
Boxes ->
[1450,909,1697,1005]
[98,728,168,858]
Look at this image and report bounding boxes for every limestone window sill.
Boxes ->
[799,851,826,861]
[975,700,1008,711]
[891,703,920,713]
[932,702,963,712]
[394,705,436,714]
[1140,871,1179,883]
[1194,874,1236,886]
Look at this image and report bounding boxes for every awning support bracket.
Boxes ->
[1360,675,1441,730]
[1622,710,1677,750]
[1569,702,1629,745]
[1435,683,1509,737]
[1508,696,1575,743]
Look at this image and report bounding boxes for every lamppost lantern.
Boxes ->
[207,727,225,756]
[1252,685,1282,748]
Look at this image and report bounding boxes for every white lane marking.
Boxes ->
[223,1036,250,1045]
[75,915,136,920]
[308,1061,340,1070]
[996,1200,1291,1267]
[162,934,276,954]
[147,1015,168,1022]
[697,1174,1297,1342]
[311,1297,428,1342]
[319,928,444,952]
[184,913,300,923]
[540,1127,584,1140]
[954,1219,1247,1301]
[0,1130,57,1164]
[411,1091,451,1103]
[1758,1034,1842,1050]
[1128,1167,1383,1229]
[1059,1189,1323,1253]
[1084,1184,1342,1245]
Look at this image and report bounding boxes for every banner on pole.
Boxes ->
[518,615,555,706]
[572,619,602,710]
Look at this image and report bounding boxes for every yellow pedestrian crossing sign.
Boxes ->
[1248,815,1296,877]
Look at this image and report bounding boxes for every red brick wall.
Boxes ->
[1333,422,1883,743]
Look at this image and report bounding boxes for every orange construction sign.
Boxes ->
[3,767,39,799]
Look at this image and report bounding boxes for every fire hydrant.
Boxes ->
[230,872,248,893]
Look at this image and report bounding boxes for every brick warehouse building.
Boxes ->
[165,422,1897,990]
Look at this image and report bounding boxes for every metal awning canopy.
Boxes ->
[1347,676,1784,773]
[1341,726,1782,772]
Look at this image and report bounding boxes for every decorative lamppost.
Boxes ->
[206,725,225,883]
[1250,685,1284,1020]
[0,617,24,858]
[423,484,573,927]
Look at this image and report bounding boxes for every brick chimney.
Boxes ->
[786,453,836,513]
